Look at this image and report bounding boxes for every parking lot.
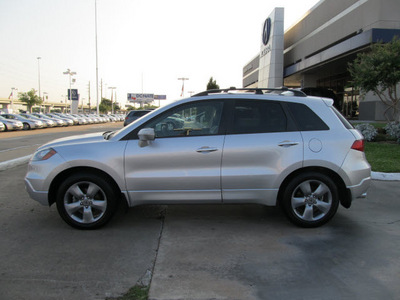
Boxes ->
[1,126,400,300]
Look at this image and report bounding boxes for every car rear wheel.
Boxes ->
[23,122,31,130]
[281,172,339,228]
[56,172,119,229]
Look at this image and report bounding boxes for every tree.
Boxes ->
[348,37,400,122]
[99,98,121,113]
[99,98,112,113]
[207,77,220,90]
[18,89,42,112]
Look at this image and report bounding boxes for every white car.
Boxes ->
[25,88,371,229]
[0,115,23,130]
[20,113,56,128]
[1,113,43,130]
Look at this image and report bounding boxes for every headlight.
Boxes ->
[32,148,57,161]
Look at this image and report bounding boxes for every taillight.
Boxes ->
[351,139,365,152]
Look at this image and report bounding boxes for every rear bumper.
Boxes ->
[348,176,371,200]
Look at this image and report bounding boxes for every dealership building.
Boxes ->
[243,0,400,121]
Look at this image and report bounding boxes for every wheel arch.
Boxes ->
[277,166,351,209]
[48,166,125,206]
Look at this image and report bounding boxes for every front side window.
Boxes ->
[230,100,287,134]
[144,101,224,138]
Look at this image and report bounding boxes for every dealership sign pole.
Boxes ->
[258,7,284,88]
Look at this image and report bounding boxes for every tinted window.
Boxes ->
[287,102,329,131]
[144,101,223,138]
[331,107,353,129]
[129,110,149,118]
[231,100,287,134]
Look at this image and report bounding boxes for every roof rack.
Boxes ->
[192,87,306,97]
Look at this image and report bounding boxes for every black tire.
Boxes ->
[56,172,119,229]
[281,172,339,228]
[23,122,31,130]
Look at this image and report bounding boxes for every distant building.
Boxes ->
[243,0,400,120]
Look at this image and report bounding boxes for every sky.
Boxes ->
[0,0,321,107]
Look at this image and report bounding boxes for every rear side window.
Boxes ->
[231,100,287,134]
[287,102,329,131]
[129,111,149,118]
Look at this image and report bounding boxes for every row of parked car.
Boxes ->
[0,112,125,131]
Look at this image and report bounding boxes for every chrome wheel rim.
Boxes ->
[291,179,332,222]
[63,181,107,224]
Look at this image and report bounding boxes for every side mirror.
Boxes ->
[138,128,155,147]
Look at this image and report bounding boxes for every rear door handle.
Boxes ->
[196,146,218,153]
[278,141,299,148]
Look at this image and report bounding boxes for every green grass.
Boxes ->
[365,142,400,172]
[107,285,149,300]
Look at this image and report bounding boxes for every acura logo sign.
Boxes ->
[262,18,271,46]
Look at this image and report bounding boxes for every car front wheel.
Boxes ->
[56,172,119,229]
[281,172,339,228]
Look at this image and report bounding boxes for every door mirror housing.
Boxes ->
[138,128,155,147]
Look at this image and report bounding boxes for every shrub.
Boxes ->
[355,123,378,142]
[385,122,400,144]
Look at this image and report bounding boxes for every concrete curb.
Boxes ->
[1,155,399,181]
[0,155,32,171]
[371,171,400,181]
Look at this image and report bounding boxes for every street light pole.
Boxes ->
[11,87,18,112]
[108,87,116,114]
[95,0,99,115]
[37,57,41,101]
[42,92,48,113]
[63,68,76,113]
[178,77,189,97]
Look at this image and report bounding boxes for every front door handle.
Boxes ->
[196,146,218,153]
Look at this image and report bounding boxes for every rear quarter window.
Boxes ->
[287,102,329,131]
[331,107,354,129]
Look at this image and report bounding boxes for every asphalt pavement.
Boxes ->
[1,165,400,299]
[149,180,400,299]
[0,164,165,300]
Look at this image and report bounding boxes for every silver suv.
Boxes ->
[25,88,371,229]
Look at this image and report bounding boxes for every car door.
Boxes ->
[124,100,226,204]
[221,99,303,205]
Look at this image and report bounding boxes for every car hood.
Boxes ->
[37,132,106,151]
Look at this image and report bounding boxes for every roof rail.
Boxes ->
[192,87,306,97]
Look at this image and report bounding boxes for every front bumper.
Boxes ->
[9,124,23,130]
[25,178,49,206]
